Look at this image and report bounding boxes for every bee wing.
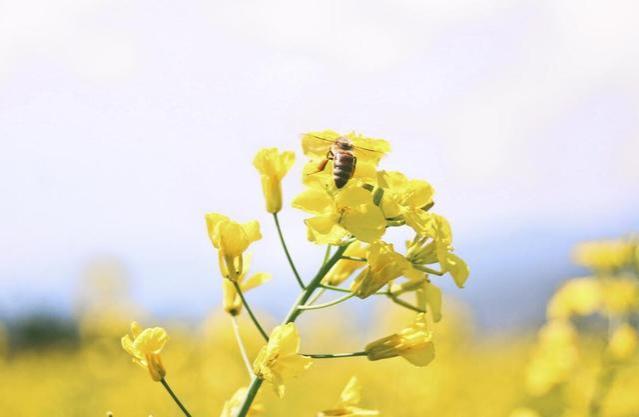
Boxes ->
[300,130,340,159]
[350,133,391,164]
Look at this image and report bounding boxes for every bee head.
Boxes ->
[335,137,353,151]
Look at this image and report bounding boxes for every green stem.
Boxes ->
[307,287,327,306]
[231,316,254,379]
[232,281,270,341]
[304,351,367,359]
[236,377,263,417]
[297,292,355,311]
[273,213,306,289]
[235,244,351,417]
[320,283,388,296]
[322,245,332,265]
[388,294,425,313]
[413,265,445,276]
[160,378,192,417]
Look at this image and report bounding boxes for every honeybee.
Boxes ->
[303,132,389,189]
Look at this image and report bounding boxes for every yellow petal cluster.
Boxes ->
[222,253,271,316]
[378,171,434,228]
[525,320,578,396]
[547,276,639,319]
[293,185,386,245]
[253,148,295,214]
[322,242,369,286]
[205,213,262,281]
[253,323,313,398]
[405,214,469,288]
[365,313,435,367]
[318,376,379,417]
[121,322,168,382]
[351,241,411,298]
[573,238,637,272]
[219,387,263,417]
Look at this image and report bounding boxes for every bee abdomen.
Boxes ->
[333,152,354,189]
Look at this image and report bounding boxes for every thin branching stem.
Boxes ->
[273,213,306,289]
[232,281,270,341]
[413,265,445,276]
[236,244,351,417]
[160,378,192,417]
[388,294,425,313]
[307,287,327,305]
[320,283,388,296]
[322,245,332,266]
[231,315,254,379]
[297,292,355,311]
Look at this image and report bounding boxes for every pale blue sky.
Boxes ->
[0,0,637,329]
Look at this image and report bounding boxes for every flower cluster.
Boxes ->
[122,130,468,417]
[520,235,639,415]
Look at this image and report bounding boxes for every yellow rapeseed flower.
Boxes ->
[600,277,639,316]
[405,216,469,288]
[292,185,386,245]
[608,323,638,360]
[525,320,578,396]
[219,386,263,417]
[205,213,262,281]
[546,277,601,319]
[253,148,295,214]
[253,323,313,398]
[365,313,435,367]
[573,238,636,272]
[351,241,411,298]
[121,322,168,381]
[317,376,379,417]
[377,171,434,230]
[322,242,368,286]
[221,253,271,316]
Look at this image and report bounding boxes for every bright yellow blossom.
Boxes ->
[253,323,313,398]
[365,313,435,367]
[221,253,271,316]
[546,277,601,319]
[318,376,379,417]
[573,238,636,272]
[253,148,295,213]
[121,322,168,382]
[323,242,368,286]
[608,323,638,360]
[205,213,262,281]
[301,130,390,187]
[377,171,434,228]
[351,241,411,298]
[525,320,578,396]
[405,216,469,288]
[600,276,639,315]
[219,386,263,417]
[292,185,386,245]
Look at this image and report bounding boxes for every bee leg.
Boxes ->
[305,151,334,176]
[306,158,330,175]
